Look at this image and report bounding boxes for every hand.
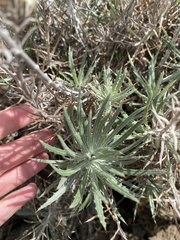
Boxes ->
[0,104,55,226]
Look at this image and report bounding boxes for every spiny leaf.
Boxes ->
[103,107,144,147]
[68,48,78,85]
[70,171,89,208]
[40,140,66,156]
[121,168,166,176]
[93,95,110,134]
[78,192,92,212]
[110,118,145,148]
[120,135,148,154]
[57,135,76,158]
[104,177,139,203]
[38,180,68,211]
[64,107,83,147]
[94,191,107,230]
[48,160,85,177]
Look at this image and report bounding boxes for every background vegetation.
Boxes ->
[0,0,179,239]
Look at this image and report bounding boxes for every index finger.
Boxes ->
[0,104,38,140]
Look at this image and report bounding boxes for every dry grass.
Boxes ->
[33,0,179,71]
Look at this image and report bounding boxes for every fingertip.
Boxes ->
[37,152,49,160]
[37,129,56,145]
[0,183,38,226]
[0,103,39,139]
[24,183,38,198]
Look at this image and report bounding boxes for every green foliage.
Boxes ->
[89,67,134,108]
[0,77,12,83]
[39,96,165,229]
[128,53,179,116]
[127,51,180,222]
[56,48,99,90]
[15,205,65,240]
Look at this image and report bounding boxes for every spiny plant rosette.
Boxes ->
[39,97,165,229]
[127,49,180,222]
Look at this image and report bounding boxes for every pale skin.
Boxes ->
[0,104,55,226]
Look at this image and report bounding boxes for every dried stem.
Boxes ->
[0,28,78,97]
